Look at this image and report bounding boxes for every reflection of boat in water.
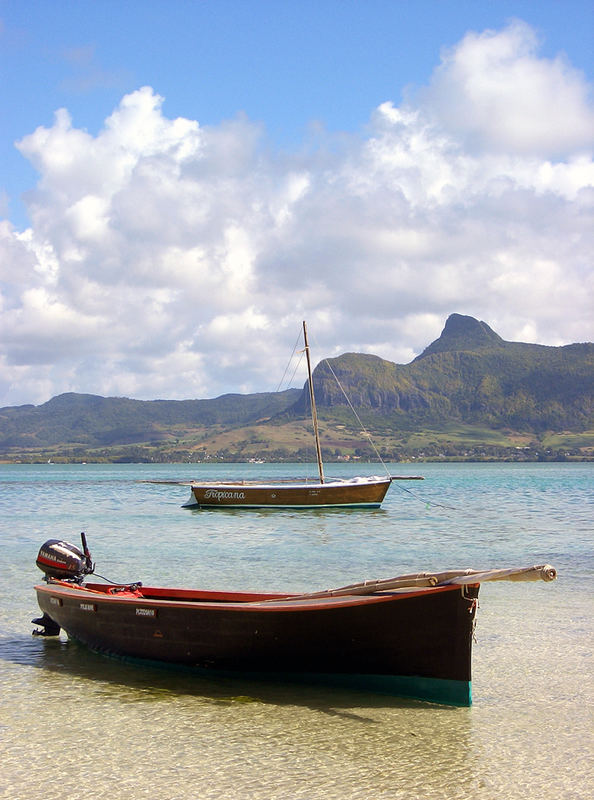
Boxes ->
[32,535,557,706]
[184,321,419,509]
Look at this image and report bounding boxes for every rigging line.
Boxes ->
[389,481,458,511]
[288,349,305,388]
[319,351,458,507]
[275,329,303,393]
[321,357,392,478]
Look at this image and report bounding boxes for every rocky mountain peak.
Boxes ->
[415,313,505,360]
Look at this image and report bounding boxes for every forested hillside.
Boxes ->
[295,314,593,431]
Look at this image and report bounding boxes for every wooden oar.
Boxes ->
[263,564,557,602]
[441,564,557,584]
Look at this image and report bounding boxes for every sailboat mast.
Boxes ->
[303,321,325,484]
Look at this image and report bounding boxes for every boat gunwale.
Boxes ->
[188,476,393,490]
[34,580,467,613]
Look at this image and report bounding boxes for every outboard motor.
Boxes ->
[33,533,95,636]
[36,532,94,582]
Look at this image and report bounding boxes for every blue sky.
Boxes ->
[3,0,592,227]
[0,1,593,406]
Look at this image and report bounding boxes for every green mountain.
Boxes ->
[0,314,592,461]
[0,389,301,450]
[294,314,593,431]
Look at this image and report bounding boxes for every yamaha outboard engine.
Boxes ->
[36,532,94,583]
[33,533,95,636]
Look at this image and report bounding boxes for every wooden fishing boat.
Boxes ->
[32,535,557,706]
[182,322,418,509]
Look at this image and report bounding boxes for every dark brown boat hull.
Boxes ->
[186,477,392,508]
[35,581,478,705]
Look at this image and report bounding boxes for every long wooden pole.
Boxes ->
[255,564,557,603]
[303,321,324,483]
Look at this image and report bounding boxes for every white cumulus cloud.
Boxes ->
[0,21,592,407]
[418,19,594,155]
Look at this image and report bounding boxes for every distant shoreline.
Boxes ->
[2,454,591,465]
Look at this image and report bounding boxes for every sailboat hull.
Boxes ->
[184,477,392,509]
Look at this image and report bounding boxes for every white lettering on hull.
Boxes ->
[203,489,247,501]
[136,608,156,617]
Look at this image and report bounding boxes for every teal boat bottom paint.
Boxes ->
[268,672,472,707]
[68,637,472,706]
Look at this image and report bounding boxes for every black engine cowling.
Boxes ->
[36,536,94,581]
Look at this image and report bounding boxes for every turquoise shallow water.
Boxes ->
[0,462,592,799]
